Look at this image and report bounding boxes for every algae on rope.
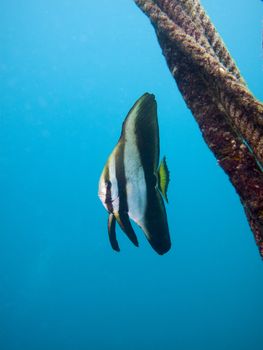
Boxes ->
[135,0,263,257]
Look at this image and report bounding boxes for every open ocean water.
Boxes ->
[1,1,263,349]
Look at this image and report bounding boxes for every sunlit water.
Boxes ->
[1,1,263,349]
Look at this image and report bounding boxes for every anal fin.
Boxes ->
[115,211,139,247]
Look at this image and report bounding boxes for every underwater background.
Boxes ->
[1,0,263,349]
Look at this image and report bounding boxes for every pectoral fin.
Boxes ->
[157,156,170,203]
[115,211,139,248]
[108,213,120,252]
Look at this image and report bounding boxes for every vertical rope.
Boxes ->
[136,0,263,165]
[177,0,245,83]
[134,0,263,257]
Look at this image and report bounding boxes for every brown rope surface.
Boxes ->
[134,0,263,257]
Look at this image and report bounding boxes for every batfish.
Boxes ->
[98,93,171,255]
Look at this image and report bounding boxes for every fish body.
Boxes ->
[98,93,171,255]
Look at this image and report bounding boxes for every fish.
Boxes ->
[98,93,171,255]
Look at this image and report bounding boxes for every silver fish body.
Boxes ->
[98,93,171,254]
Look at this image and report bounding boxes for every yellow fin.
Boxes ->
[157,157,170,203]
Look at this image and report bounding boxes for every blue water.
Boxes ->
[1,1,263,349]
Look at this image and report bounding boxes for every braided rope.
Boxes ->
[154,0,216,56]
[136,0,263,165]
[176,0,245,83]
[135,0,263,256]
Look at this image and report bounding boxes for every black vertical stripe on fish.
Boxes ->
[105,181,113,213]
[108,213,120,252]
[134,94,171,254]
[134,93,160,172]
[114,141,139,247]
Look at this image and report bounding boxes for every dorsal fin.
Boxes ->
[157,157,170,203]
[120,93,160,173]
